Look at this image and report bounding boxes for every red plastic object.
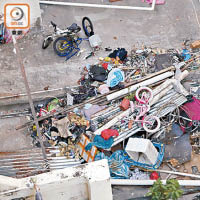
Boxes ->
[101,129,119,140]
[120,98,130,111]
[150,172,159,180]
[102,63,108,70]
[39,108,48,117]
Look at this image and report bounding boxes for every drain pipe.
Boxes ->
[40,0,156,11]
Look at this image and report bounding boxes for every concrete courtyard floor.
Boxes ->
[0,0,200,105]
[0,0,200,199]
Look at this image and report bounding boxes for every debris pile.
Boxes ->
[5,40,200,182]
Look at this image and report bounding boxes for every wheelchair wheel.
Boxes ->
[53,37,73,57]
[82,17,94,37]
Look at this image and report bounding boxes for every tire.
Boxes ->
[42,36,52,49]
[157,103,180,127]
[135,87,153,104]
[143,115,161,133]
[82,17,94,37]
[53,37,73,57]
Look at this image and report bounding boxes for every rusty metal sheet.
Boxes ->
[0,147,81,178]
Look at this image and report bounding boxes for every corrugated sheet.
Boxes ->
[91,89,187,147]
[0,147,81,178]
[113,90,187,146]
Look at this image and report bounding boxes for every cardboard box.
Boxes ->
[78,134,97,162]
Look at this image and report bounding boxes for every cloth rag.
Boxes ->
[107,68,125,88]
[101,129,119,140]
[85,135,114,150]
[95,150,130,179]
[82,104,106,120]
[52,117,72,138]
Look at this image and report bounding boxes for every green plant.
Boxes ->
[146,178,183,200]
[125,92,136,101]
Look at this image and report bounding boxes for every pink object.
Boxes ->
[130,101,134,113]
[101,129,119,140]
[142,0,165,5]
[98,84,110,94]
[129,88,161,133]
[180,97,200,132]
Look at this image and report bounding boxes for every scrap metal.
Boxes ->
[0,147,81,178]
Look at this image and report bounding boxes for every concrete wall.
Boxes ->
[0,159,113,200]
[0,0,41,27]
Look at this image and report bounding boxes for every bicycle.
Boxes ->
[128,87,161,133]
[42,17,95,60]
[42,21,81,49]
[156,100,200,134]
[54,17,98,60]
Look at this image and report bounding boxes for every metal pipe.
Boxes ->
[12,36,48,166]
[111,179,200,186]
[156,169,200,179]
[39,0,156,11]
[0,86,79,100]
[107,71,174,101]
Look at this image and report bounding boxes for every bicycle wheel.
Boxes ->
[157,103,180,127]
[53,37,73,57]
[143,115,161,133]
[135,87,153,104]
[82,17,94,37]
[178,109,193,131]
[42,36,52,49]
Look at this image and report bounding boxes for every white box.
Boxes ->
[89,34,102,48]
[125,138,158,165]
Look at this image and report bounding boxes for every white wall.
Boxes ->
[0,159,113,200]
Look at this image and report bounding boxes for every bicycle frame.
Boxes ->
[126,87,160,133]
[60,37,89,60]
[49,27,77,42]
[130,102,152,125]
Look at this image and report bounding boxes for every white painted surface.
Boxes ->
[111,179,200,186]
[40,0,156,11]
[0,159,113,200]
